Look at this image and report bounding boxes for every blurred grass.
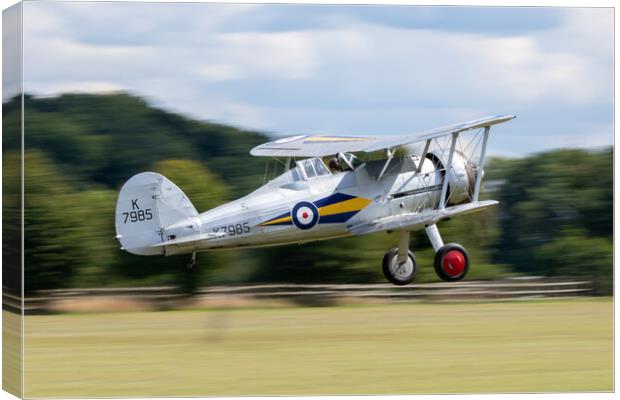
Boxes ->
[3,310,22,397]
[23,299,612,397]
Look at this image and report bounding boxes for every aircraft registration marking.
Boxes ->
[121,199,154,224]
[213,222,251,237]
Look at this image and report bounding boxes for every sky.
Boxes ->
[5,2,615,156]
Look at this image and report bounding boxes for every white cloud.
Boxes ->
[304,23,608,106]
[3,4,23,101]
[539,8,614,62]
[22,2,67,34]
[32,80,124,96]
[18,3,613,155]
[212,31,319,80]
[194,64,243,81]
[206,100,269,130]
[22,4,612,105]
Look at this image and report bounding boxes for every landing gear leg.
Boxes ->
[397,230,410,265]
[185,251,196,272]
[425,224,444,252]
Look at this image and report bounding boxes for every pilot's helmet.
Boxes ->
[328,158,340,171]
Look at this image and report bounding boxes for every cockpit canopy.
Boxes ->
[297,158,330,179]
[266,153,364,189]
[268,157,330,187]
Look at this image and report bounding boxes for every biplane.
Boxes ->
[115,115,515,285]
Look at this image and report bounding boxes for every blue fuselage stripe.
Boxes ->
[319,211,359,223]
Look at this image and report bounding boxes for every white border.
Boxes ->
[0,1,615,400]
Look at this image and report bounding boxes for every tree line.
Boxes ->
[2,93,612,294]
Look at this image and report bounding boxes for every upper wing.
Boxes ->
[250,134,381,158]
[250,114,515,158]
[362,114,515,153]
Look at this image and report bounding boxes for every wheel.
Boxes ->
[434,243,469,282]
[382,248,418,285]
[184,261,195,272]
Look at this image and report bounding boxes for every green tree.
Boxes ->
[10,92,612,293]
[493,148,612,293]
[151,159,230,212]
[536,232,612,295]
[18,93,267,196]
[3,151,22,295]
[24,150,87,292]
[67,189,121,288]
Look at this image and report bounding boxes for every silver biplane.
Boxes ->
[115,115,515,285]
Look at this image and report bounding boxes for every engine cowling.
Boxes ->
[426,150,477,205]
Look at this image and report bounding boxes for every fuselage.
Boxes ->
[162,153,474,256]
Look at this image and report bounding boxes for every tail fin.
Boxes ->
[115,172,198,255]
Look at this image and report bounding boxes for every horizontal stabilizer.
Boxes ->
[347,200,498,236]
[150,231,226,248]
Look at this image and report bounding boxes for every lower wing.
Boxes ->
[347,200,498,236]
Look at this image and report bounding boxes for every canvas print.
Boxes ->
[2,2,613,398]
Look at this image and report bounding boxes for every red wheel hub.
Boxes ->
[442,250,466,277]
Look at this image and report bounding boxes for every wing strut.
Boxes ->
[377,148,395,181]
[472,126,490,202]
[439,132,458,210]
[416,139,431,173]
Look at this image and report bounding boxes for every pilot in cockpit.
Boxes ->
[332,152,362,172]
[328,157,341,172]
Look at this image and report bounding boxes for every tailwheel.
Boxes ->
[382,248,418,285]
[434,243,469,282]
[184,252,196,272]
[184,261,195,272]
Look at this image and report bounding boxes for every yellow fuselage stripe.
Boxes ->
[260,215,292,226]
[318,197,372,216]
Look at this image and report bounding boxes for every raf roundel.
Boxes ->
[291,201,319,230]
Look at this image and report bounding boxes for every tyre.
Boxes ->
[184,261,195,272]
[382,247,418,285]
[434,243,469,282]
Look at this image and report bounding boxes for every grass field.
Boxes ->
[21,298,612,397]
[3,310,22,397]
